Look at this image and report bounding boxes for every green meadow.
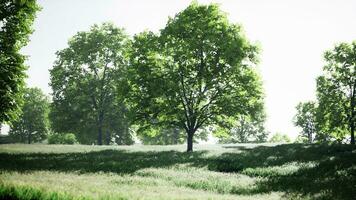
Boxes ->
[0,143,355,200]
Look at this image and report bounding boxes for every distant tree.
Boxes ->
[269,133,291,143]
[50,23,133,145]
[9,87,49,144]
[294,101,317,143]
[48,132,78,145]
[316,42,355,144]
[128,3,263,151]
[137,125,209,145]
[137,126,186,145]
[217,113,268,143]
[0,0,40,124]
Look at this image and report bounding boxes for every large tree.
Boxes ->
[293,101,317,143]
[9,87,49,144]
[50,23,133,145]
[316,42,355,144]
[0,0,40,124]
[128,3,263,151]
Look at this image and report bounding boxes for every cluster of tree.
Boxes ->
[294,41,355,144]
[3,2,267,151]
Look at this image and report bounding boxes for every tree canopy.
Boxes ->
[217,113,268,144]
[9,87,49,143]
[0,0,40,124]
[294,101,317,143]
[316,41,355,144]
[128,2,264,151]
[294,41,355,144]
[50,23,133,145]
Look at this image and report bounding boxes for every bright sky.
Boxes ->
[20,0,356,140]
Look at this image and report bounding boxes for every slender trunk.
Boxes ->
[28,132,31,144]
[105,130,110,145]
[173,128,179,144]
[187,130,194,152]
[350,82,355,144]
[308,132,312,143]
[97,111,104,145]
[97,126,103,145]
[351,123,355,145]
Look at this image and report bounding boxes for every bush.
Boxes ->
[48,133,77,144]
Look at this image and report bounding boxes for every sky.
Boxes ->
[13,0,356,139]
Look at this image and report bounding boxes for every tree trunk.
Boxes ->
[351,123,355,145]
[97,113,104,145]
[308,132,312,143]
[97,126,103,145]
[173,128,179,144]
[350,82,355,145]
[28,132,31,144]
[187,131,194,152]
[105,130,110,145]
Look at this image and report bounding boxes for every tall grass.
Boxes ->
[0,143,355,199]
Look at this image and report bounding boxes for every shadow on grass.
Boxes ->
[0,144,355,199]
[216,144,356,199]
[0,150,209,174]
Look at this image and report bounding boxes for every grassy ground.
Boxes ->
[0,143,355,200]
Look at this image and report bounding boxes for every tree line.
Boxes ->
[1,1,354,151]
[2,2,268,151]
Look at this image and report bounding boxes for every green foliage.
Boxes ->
[315,41,356,144]
[293,101,316,143]
[8,87,49,144]
[137,126,186,145]
[49,23,133,145]
[128,2,264,151]
[294,135,309,143]
[0,143,355,200]
[294,41,355,144]
[48,133,78,145]
[0,184,75,200]
[0,0,40,124]
[217,114,268,144]
[269,133,291,143]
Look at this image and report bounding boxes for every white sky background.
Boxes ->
[20,0,356,140]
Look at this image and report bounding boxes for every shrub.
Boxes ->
[48,133,77,144]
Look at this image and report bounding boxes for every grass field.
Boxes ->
[0,143,355,200]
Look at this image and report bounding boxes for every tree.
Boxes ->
[128,3,263,151]
[316,42,355,144]
[269,133,291,143]
[50,23,133,145]
[0,0,40,124]
[294,101,317,143]
[137,126,186,145]
[9,87,49,144]
[217,113,268,143]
